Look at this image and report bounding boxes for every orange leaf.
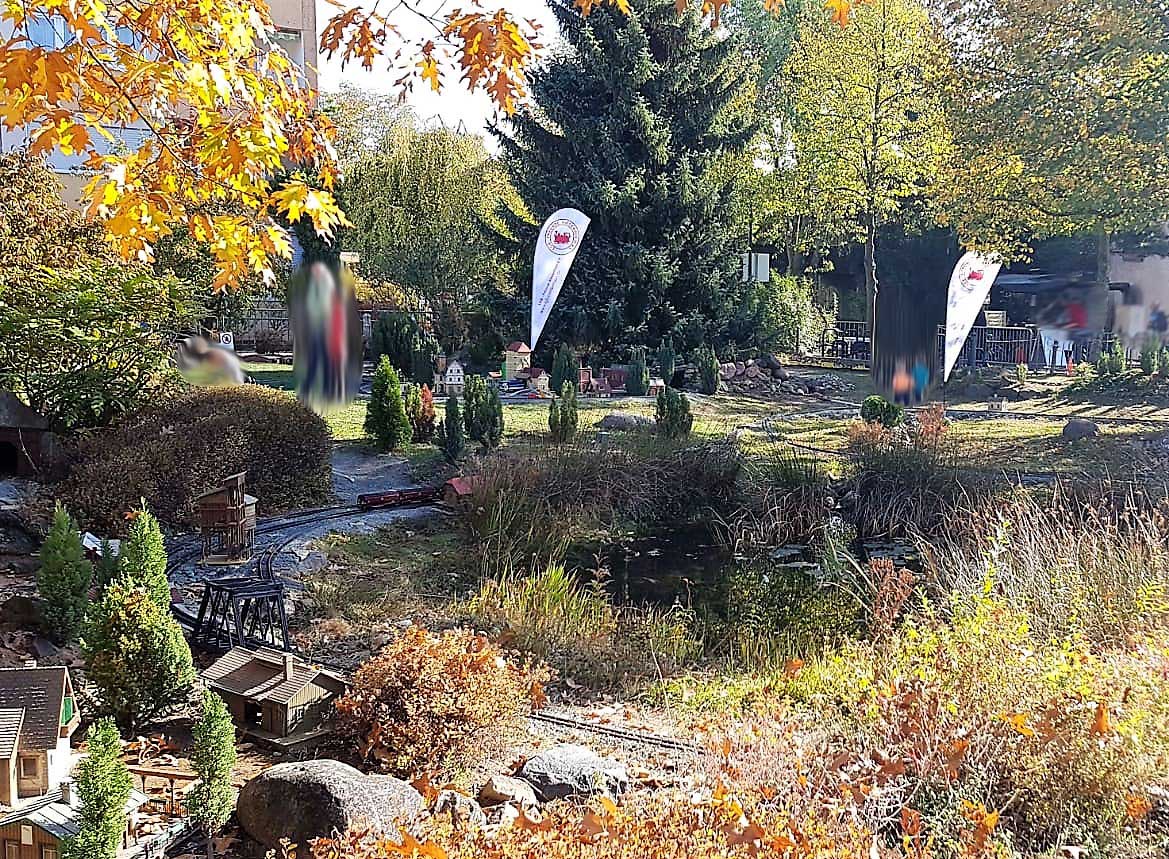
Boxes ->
[1090,701,1112,736]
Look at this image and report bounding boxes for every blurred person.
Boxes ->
[892,360,912,406]
[176,335,246,386]
[289,259,361,408]
[911,357,929,403]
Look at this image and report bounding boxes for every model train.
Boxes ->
[356,485,443,509]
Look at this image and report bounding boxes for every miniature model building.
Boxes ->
[0,667,80,808]
[442,477,475,509]
[194,472,257,564]
[201,647,348,742]
[0,393,52,478]
[0,782,149,859]
[503,342,532,381]
[438,359,466,396]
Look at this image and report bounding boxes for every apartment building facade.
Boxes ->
[0,0,318,203]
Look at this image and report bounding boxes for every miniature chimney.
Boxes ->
[59,780,72,806]
[283,652,295,681]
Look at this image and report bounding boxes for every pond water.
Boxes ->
[578,525,919,638]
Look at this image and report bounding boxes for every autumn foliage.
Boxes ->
[334,627,550,777]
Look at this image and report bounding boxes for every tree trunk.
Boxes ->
[1092,222,1112,361]
[864,217,878,368]
[206,833,215,859]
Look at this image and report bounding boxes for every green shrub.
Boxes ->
[365,357,413,451]
[655,387,693,440]
[1014,362,1028,384]
[696,344,720,395]
[335,626,550,777]
[627,347,650,396]
[1158,345,1169,376]
[657,336,676,385]
[1096,338,1127,376]
[550,343,577,394]
[1140,338,1158,375]
[435,395,467,463]
[82,581,196,734]
[62,718,132,859]
[859,395,903,428]
[37,504,92,643]
[463,375,503,450]
[119,502,170,610]
[548,382,579,444]
[59,386,332,533]
[94,539,119,589]
[369,311,439,384]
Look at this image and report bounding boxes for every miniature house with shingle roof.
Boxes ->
[201,647,348,741]
[0,782,149,859]
[0,667,80,808]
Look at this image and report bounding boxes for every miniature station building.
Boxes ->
[0,782,150,859]
[0,667,80,809]
[0,394,53,478]
[200,647,348,746]
[194,472,257,564]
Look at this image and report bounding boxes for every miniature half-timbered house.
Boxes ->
[0,667,80,809]
[0,782,149,859]
[439,360,466,396]
[503,342,531,381]
[194,473,257,564]
[201,647,347,743]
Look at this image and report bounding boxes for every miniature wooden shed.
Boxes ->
[200,647,347,743]
[194,473,257,564]
[0,394,52,478]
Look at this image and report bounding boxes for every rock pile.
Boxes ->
[238,746,631,847]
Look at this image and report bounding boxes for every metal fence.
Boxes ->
[814,321,1040,371]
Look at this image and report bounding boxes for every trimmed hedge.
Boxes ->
[60,386,332,533]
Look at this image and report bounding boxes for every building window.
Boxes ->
[41,847,58,859]
[5,841,19,859]
[18,757,38,779]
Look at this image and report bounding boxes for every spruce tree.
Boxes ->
[82,582,196,734]
[435,395,467,463]
[484,385,505,450]
[62,718,132,859]
[462,375,490,445]
[94,538,120,589]
[188,691,237,859]
[37,504,92,643]
[550,343,577,394]
[549,381,578,443]
[365,356,412,451]
[655,387,694,439]
[696,344,720,395]
[493,0,756,351]
[627,347,650,396]
[657,336,676,386]
[118,501,169,610]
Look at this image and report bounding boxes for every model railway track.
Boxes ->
[528,711,700,754]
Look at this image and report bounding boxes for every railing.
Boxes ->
[813,322,1041,371]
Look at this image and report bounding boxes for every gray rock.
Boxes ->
[479,774,538,809]
[237,759,424,849]
[1062,418,1099,441]
[517,744,629,801]
[597,413,654,431]
[435,790,487,831]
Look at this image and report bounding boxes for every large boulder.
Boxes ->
[598,413,654,432]
[237,760,424,849]
[517,744,629,801]
[1062,418,1099,441]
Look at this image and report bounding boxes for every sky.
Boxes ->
[313,0,560,138]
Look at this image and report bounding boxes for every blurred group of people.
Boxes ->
[890,357,931,405]
[288,260,362,407]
